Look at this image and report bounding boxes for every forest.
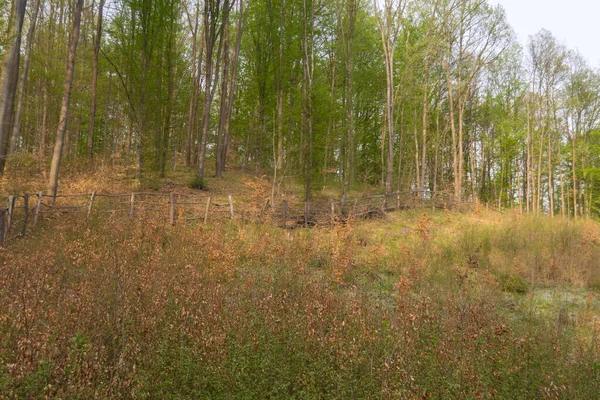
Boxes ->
[1,0,599,213]
[3,1,600,397]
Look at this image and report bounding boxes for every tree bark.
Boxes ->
[87,0,106,160]
[11,0,40,153]
[48,0,84,198]
[197,0,223,180]
[0,0,27,174]
[216,1,231,178]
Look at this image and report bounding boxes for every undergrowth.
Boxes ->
[0,211,599,398]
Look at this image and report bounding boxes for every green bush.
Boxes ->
[499,273,530,294]
[188,175,206,190]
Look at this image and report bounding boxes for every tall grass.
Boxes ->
[1,211,599,398]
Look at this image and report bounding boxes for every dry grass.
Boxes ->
[1,207,599,398]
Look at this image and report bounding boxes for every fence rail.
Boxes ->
[0,190,455,245]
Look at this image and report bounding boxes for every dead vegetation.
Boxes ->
[1,206,599,398]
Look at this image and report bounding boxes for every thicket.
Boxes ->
[1,211,599,398]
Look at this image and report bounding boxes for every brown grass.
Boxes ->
[0,208,599,398]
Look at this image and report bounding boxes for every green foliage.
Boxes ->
[188,175,206,190]
[499,273,529,293]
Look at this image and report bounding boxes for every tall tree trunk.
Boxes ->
[276,0,285,174]
[445,59,459,201]
[11,0,40,153]
[571,134,577,218]
[87,0,106,160]
[48,0,84,198]
[374,0,402,195]
[302,0,316,202]
[186,2,201,167]
[216,1,231,178]
[421,55,429,196]
[547,135,554,216]
[344,0,356,199]
[197,0,223,180]
[0,0,27,174]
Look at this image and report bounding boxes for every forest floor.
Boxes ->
[1,162,600,398]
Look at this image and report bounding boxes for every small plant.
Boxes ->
[588,276,600,293]
[188,175,206,190]
[499,273,529,294]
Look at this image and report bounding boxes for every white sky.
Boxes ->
[492,0,600,67]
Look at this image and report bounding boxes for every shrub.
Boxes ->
[188,175,206,190]
[499,272,530,294]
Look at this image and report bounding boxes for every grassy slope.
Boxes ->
[1,167,600,398]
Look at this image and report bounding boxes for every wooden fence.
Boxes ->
[0,190,453,245]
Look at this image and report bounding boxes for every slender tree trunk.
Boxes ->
[48,0,84,198]
[547,135,554,216]
[421,55,429,196]
[0,0,27,174]
[11,0,40,153]
[87,0,106,160]
[222,1,248,173]
[445,59,459,201]
[216,1,230,178]
[571,134,577,218]
[186,3,201,167]
[276,0,285,174]
[197,0,223,180]
[103,72,112,157]
[344,0,356,198]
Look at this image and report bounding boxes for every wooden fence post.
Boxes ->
[129,193,136,217]
[6,196,15,240]
[33,192,42,230]
[331,201,335,224]
[282,200,288,228]
[87,191,96,219]
[22,194,29,237]
[0,209,5,245]
[304,202,310,227]
[352,199,358,218]
[170,193,176,225]
[204,196,211,224]
[228,195,234,220]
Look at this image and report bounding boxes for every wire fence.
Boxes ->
[0,189,456,245]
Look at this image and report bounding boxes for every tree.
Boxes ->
[0,0,27,174]
[373,0,404,194]
[87,0,106,160]
[11,0,40,153]
[48,0,84,198]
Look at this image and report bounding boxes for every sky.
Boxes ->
[492,0,600,67]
